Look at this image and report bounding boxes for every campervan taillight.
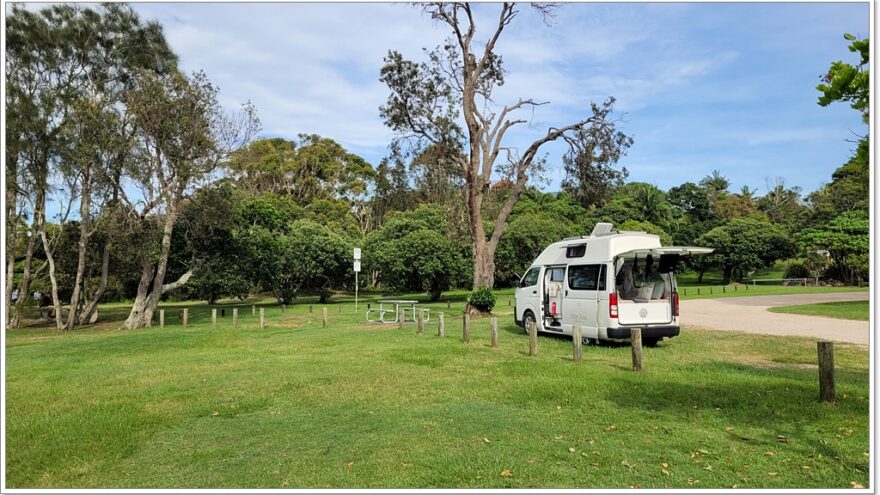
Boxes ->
[673,292,680,317]
[551,301,558,316]
[609,293,619,318]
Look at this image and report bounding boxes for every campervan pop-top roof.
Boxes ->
[531,223,713,267]
[531,223,662,266]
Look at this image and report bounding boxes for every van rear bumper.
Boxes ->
[606,326,680,340]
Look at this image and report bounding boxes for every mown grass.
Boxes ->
[769,301,870,321]
[5,293,870,489]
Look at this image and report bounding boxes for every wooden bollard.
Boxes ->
[722,286,726,293]
[159,309,165,328]
[746,284,749,291]
[527,321,538,356]
[398,308,404,330]
[709,287,713,295]
[573,325,583,362]
[697,288,701,296]
[438,312,445,337]
[211,308,217,328]
[447,301,451,309]
[683,288,687,296]
[221,308,226,317]
[339,304,343,314]
[260,308,265,329]
[281,304,285,313]
[734,285,737,292]
[232,308,238,327]
[182,308,188,328]
[490,317,499,347]
[322,307,328,328]
[631,328,643,372]
[462,313,470,343]
[818,340,836,403]
[417,309,425,335]
[508,299,511,306]
[309,304,313,314]
[251,305,256,316]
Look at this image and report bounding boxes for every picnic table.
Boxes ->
[366,299,430,324]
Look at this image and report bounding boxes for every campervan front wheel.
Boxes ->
[522,311,536,334]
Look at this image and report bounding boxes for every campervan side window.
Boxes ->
[520,267,540,287]
[568,264,606,291]
[565,244,586,258]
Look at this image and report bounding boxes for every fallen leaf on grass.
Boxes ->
[662,469,671,477]
[765,451,775,457]
[211,411,220,416]
[725,427,734,432]
[851,482,864,489]
[500,469,513,478]
[346,462,354,470]
[768,472,778,476]
[661,463,669,468]
[622,460,635,469]
[568,447,576,453]
[776,435,788,443]
[483,438,491,443]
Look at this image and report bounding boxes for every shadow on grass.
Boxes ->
[602,360,869,460]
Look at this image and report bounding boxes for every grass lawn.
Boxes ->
[5,293,870,489]
[769,301,870,321]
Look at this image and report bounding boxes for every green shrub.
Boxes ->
[784,261,811,279]
[468,287,496,313]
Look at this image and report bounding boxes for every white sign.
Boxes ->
[353,260,361,272]
[353,247,361,260]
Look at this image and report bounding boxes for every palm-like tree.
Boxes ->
[700,169,730,196]
[631,184,672,225]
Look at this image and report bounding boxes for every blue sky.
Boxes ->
[129,2,869,196]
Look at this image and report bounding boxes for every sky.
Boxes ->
[119,3,868,195]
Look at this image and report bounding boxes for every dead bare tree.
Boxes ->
[380,3,629,293]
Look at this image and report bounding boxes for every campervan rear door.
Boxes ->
[614,246,712,326]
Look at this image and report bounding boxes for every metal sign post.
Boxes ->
[353,248,361,312]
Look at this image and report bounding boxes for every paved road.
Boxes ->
[680,292,871,345]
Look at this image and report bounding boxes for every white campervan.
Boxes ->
[514,223,712,346]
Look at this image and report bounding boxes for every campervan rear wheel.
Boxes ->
[523,311,536,334]
[643,337,660,347]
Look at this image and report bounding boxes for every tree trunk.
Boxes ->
[11,189,44,328]
[467,184,496,290]
[38,228,63,330]
[471,240,496,290]
[79,239,110,326]
[697,269,706,284]
[121,201,180,329]
[65,172,91,330]
[5,184,18,328]
[722,265,733,285]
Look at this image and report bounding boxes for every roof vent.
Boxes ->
[590,222,614,236]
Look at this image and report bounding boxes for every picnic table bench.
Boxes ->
[366,299,430,324]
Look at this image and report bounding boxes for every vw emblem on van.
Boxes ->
[639,308,648,318]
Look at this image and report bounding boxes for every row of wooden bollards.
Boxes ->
[157,304,338,331]
[681,285,749,297]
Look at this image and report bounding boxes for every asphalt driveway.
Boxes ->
[680,292,871,345]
